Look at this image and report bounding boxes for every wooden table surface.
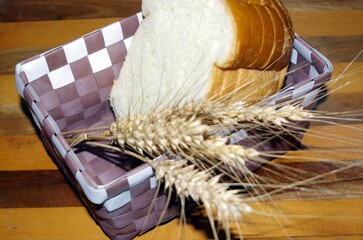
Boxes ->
[1,0,363,239]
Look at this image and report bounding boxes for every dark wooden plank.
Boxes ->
[0,46,45,76]
[1,0,362,23]
[317,92,363,113]
[0,170,82,208]
[253,159,363,201]
[304,35,363,63]
[0,102,38,136]
[282,0,363,10]
[0,0,141,22]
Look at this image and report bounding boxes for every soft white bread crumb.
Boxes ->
[110,0,233,118]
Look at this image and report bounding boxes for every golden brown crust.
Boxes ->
[208,67,287,104]
[222,0,294,70]
[208,0,294,104]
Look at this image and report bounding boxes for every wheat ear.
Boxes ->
[150,158,252,239]
[156,100,314,127]
[108,109,264,173]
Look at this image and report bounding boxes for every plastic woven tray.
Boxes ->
[15,13,332,240]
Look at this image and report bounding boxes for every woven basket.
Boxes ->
[15,13,333,240]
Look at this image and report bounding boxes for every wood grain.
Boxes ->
[304,35,363,63]
[290,10,363,37]
[0,75,18,104]
[0,18,120,49]
[0,0,142,22]
[1,198,362,240]
[0,102,38,136]
[1,0,362,22]
[0,135,56,170]
[0,0,362,240]
[282,0,363,10]
[0,170,81,208]
[0,207,108,240]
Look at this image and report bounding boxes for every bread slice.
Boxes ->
[110,0,294,118]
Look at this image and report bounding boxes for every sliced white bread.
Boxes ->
[110,0,294,118]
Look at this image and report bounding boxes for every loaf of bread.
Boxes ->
[110,0,294,118]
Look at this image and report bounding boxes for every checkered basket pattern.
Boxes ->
[15,13,333,240]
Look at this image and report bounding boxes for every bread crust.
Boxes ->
[208,0,294,104]
[222,0,294,70]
